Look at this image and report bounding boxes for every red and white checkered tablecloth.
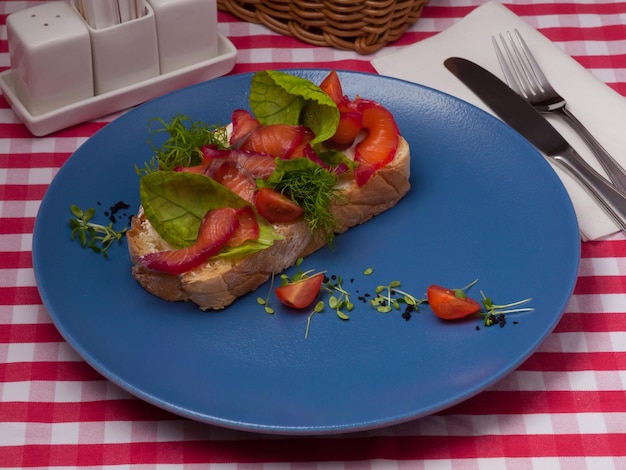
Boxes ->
[1,0,626,467]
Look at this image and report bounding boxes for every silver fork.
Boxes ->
[492,29,626,194]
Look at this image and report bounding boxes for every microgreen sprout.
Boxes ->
[257,273,276,314]
[280,257,320,286]
[323,275,354,320]
[453,279,479,299]
[370,281,426,314]
[304,301,325,339]
[69,205,128,258]
[480,291,534,327]
[363,267,374,276]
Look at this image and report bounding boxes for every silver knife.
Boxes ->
[444,56,626,233]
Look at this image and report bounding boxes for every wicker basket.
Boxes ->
[217,0,429,55]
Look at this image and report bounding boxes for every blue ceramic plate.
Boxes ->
[33,70,580,435]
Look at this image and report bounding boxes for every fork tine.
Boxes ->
[500,31,536,98]
[493,32,531,99]
[512,29,551,93]
[492,35,523,95]
[505,31,536,93]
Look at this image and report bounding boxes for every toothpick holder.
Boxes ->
[82,2,160,95]
[149,0,219,74]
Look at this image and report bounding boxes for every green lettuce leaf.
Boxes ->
[249,71,339,146]
[140,171,281,257]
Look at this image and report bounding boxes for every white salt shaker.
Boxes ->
[148,0,219,74]
[6,2,93,115]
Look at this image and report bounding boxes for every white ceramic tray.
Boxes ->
[0,32,237,136]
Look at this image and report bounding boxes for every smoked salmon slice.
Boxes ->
[225,206,260,247]
[200,146,276,179]
[230,109,260,148]
[210,160,257,204]
[237,124,314,159]
[139,208,240,275]
[231,110,314,159]
[353,99,399,186]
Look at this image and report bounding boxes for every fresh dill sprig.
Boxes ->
[137,114,229,176]
[262,158,342,245]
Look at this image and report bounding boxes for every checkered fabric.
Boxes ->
[1,0,626,467]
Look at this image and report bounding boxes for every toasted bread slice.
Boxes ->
[127,136,410,310]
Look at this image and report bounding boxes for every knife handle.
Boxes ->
[559,107,626,195]
[554,146,626,232]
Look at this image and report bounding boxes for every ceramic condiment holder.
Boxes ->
[1,0,231,135]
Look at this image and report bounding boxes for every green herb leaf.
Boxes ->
[336,310,350,320]
[140,171,282,256]
[249,71,339,146]
[140,171,244,247]
[313,146,357,170]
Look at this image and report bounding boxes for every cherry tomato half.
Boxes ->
[319,70,343,104]
[255,187,304,223]
[275,272,325,309]
[427,284,482,320]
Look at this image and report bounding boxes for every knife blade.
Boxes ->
[444,56,626,233]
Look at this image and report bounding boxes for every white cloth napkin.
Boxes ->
[372,0,626,241]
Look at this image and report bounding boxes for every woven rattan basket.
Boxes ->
[217,0,429,55]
